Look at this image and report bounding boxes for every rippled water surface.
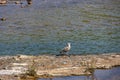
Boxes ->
[39,67,120,80]
[0,0,120,55]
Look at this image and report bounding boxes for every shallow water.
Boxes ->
[0,0,120,55]
[38,67,120,80]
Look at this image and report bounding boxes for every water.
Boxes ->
[0,0,120,55]
[39,67,120,80]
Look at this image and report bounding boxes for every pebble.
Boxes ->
[15,1,20,4]
[0,18,6,21]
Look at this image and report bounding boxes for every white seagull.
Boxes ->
[60,43,71,55]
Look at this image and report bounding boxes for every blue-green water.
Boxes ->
[0,0,120,55]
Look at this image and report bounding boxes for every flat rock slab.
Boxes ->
[0,70,22,75]
[0,53,120,80]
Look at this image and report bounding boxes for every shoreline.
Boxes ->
[0,53,120,80]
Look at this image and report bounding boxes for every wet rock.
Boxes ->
[0,17,6,21]
[0,0,6,4]
[14,1,20,4]
[26,0,32,5]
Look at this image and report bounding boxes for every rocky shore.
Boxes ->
[0,53,120,80]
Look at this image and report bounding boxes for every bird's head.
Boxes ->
[67,43,71,46]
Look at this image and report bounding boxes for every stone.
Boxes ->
[0,17,6,21]
[15,1,20,4]
[26,0,32,5]
[0,0,6,4]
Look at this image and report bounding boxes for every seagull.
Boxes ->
[60,43,71,55]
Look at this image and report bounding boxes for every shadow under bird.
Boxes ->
[60,43,71,55]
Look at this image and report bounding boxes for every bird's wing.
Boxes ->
[63,47,69,51]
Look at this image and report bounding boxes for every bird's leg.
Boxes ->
[66,53,73,66]
[65,51,69,56]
